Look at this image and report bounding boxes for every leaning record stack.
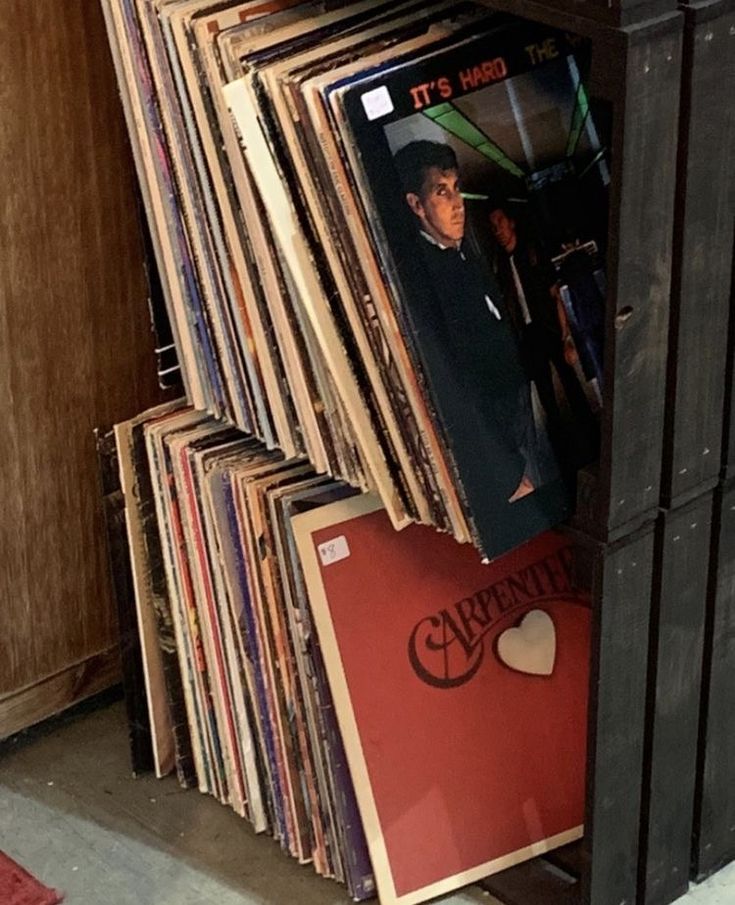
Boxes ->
[114,400,592,902]
[101,0,610,561]
[101,0,614,899]
[116,402,376,896]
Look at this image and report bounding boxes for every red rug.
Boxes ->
[0,852,63,905]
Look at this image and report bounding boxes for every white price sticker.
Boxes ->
[318,535,351,567]
[361,86,394,121]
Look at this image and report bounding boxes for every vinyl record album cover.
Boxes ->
[331,21,608,558]
[295,494,591,905]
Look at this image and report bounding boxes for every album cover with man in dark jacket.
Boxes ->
[331,18,609,559]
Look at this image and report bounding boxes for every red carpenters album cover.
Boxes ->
[294,494,591,905]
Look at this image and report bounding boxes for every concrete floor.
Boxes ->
[0,699,493,905]
[0,699,733,905]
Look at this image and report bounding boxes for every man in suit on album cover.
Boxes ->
[488,203,597,468]
[393,139,540,505]
[489,206,594,409]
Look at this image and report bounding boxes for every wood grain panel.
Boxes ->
[0,0,161,707]
[640,494,713,905]
[600,16,682,536]
[694,481,735,879]
[583,526,655,905]
[0,648,122,740]
[661,0,735,507]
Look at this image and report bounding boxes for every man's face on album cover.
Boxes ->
[407,166,465,248]
[489,208,517,253]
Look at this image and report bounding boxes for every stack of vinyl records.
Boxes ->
[115,399,593,904]
[115,401,374,898]
[101,0,609,561]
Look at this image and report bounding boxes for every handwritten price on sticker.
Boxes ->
[318,535,350,567]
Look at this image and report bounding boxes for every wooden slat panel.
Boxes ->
[583,527,655,905]
[725,241,735,482]
[662,0,735,507]
[693,481,735,879]
[641,494,713,905]
[599,16,682,536]
[0,0,161,704]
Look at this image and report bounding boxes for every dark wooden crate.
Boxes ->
[483,523,656,905]
[469,6,685,903]
[639,493,714,905]
[693,480,735,879]
[579,13,682,541]
[481,1,684,541]
[661,0,735,508]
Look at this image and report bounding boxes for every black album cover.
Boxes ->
[333,21,609,558]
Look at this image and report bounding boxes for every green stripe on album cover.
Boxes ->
[566,82,590,158]
[423,103,526,179]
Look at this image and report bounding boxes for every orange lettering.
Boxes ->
[458,68,474,91]
[437,76,452,99]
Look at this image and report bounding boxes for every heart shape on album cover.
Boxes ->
[496,609,556,676]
